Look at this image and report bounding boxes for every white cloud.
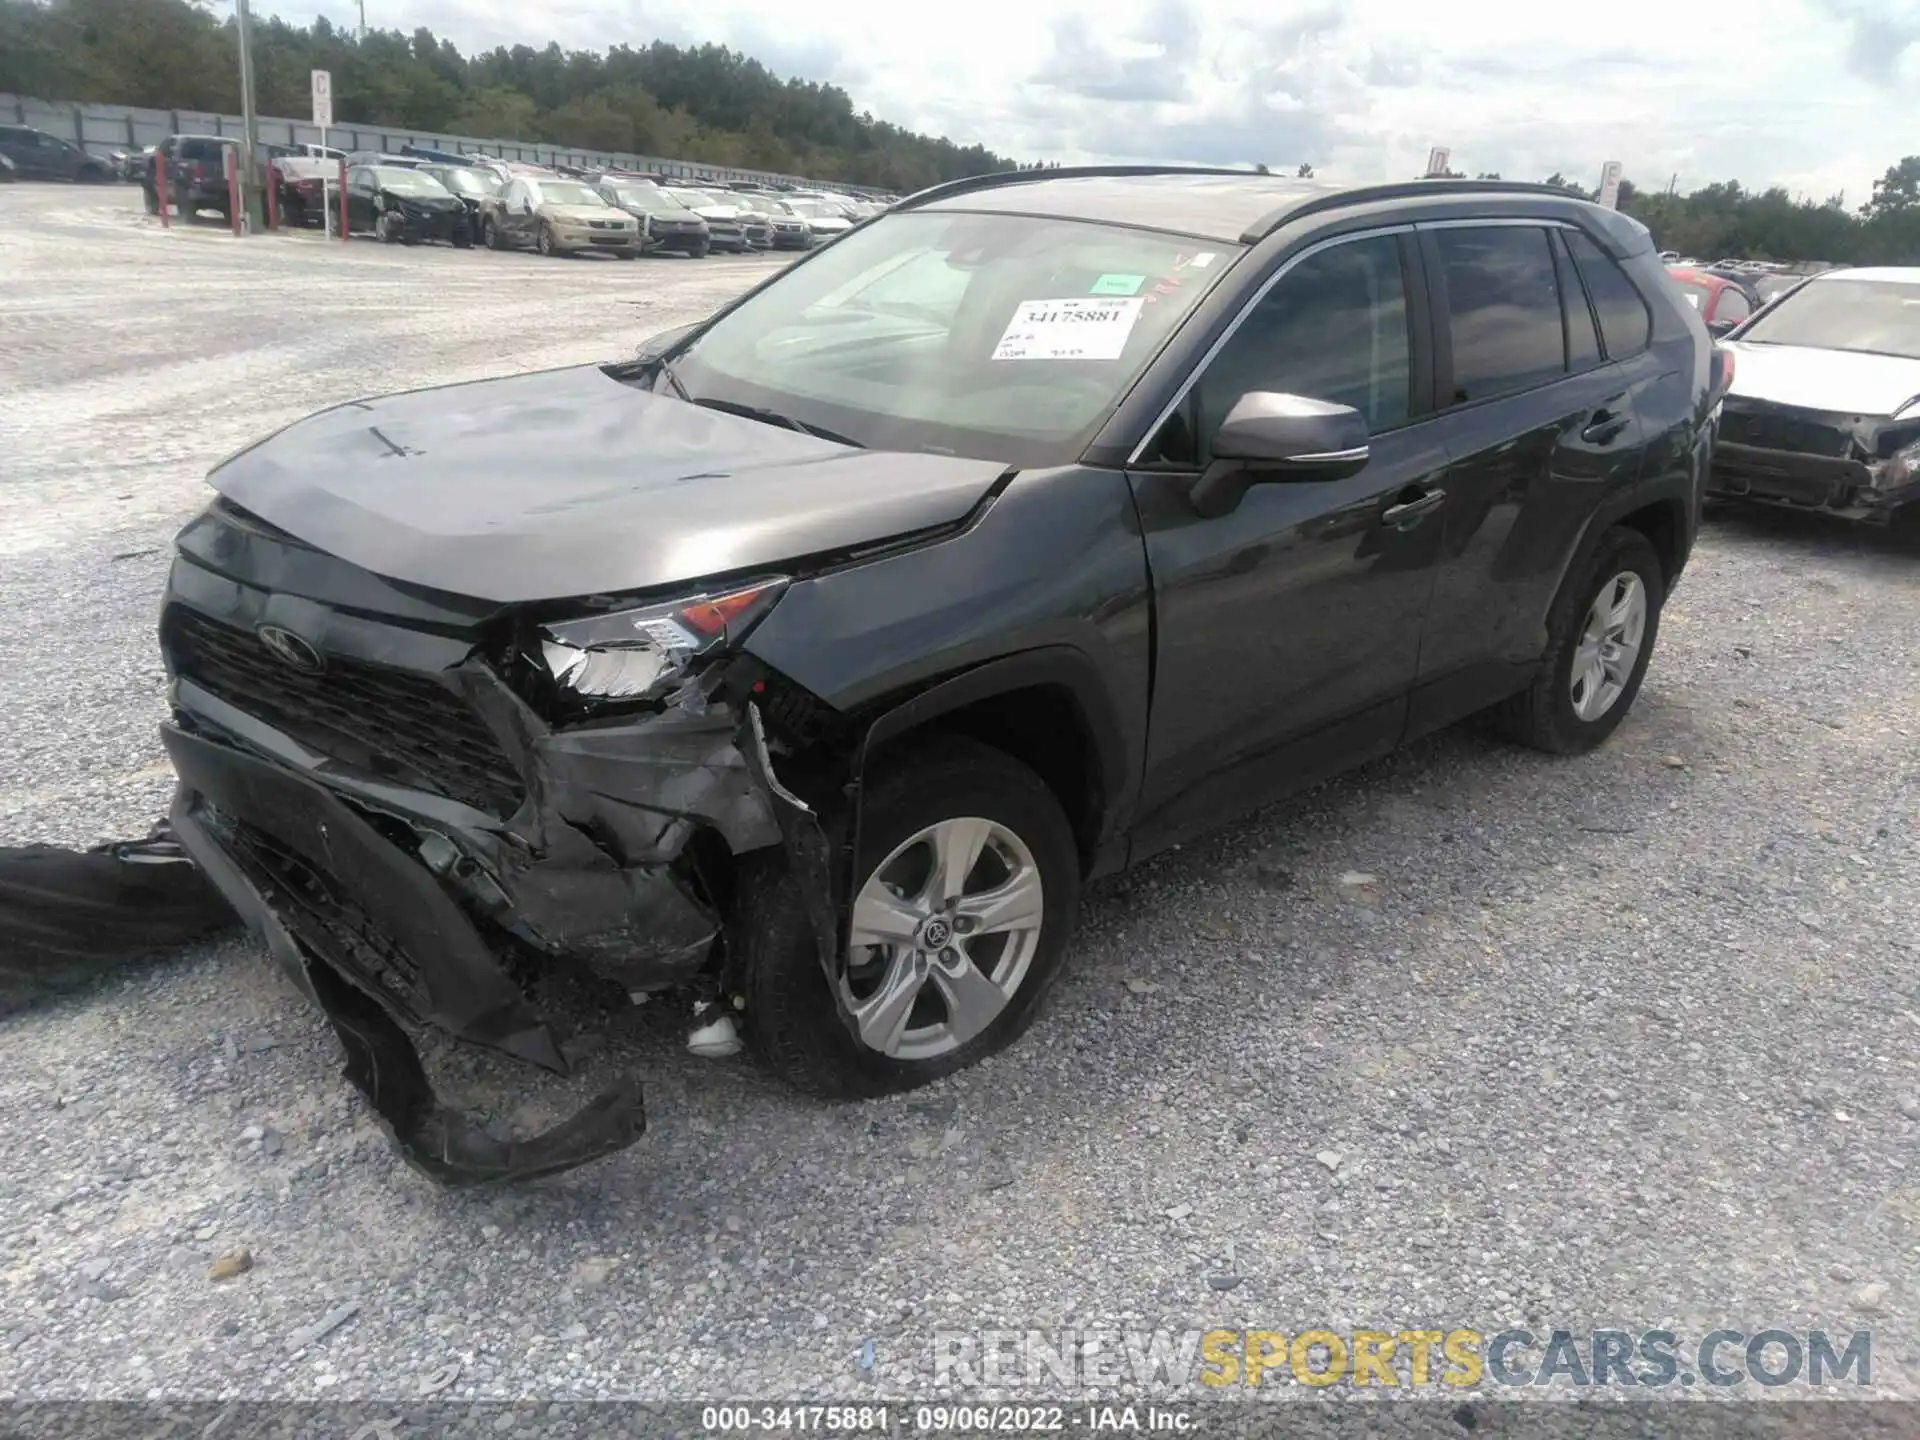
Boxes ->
[273,0,1918,201]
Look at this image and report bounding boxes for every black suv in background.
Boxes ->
[155,169,1720,1184]
[140,134,235,219]
[0,124,111,182]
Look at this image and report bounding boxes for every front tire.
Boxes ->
[737,736,1080,1099]
[483,218,504,250]
[537,223,557,257]
[1493,525,1665,754]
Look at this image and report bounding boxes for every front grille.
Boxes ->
[1719,405,1854,458]
[165,606,525,817]
[217,809,430,1017]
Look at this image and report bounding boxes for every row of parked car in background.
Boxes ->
[113,130,893,256]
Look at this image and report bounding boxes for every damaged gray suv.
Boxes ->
[159,167,1720,1183]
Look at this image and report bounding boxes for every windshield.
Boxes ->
[1736,277,1920,358]
[537,180,606,207]
[670,210,1239,464]
[433,167,497,196]
[373,167,449,196]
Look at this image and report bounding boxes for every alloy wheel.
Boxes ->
[1570,572,1647,722]
[839,816,1046,1061]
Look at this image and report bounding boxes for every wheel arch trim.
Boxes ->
[853,645,1132,866]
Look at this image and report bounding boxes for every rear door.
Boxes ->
[501,180,538,244]
[1409,221,1656,732]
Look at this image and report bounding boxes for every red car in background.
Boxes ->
[1667,266,1761,335]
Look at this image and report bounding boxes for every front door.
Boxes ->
[1127,231,1449,853]
[345,168,377,231]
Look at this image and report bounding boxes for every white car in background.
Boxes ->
[780,196,855,244]
[1710,266,1920,528]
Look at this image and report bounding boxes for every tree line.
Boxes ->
[1423,165,1920,265]
[0,0,1017,190]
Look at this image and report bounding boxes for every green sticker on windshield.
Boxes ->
[1089,273,1146,296]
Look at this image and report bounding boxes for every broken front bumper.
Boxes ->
[157,564,823,1182]
[1709,443,1920,524]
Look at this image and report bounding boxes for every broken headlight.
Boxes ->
[1870,436,1920,492]
[538,578,787,701]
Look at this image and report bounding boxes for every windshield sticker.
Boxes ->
[1174,251,1218,271]
[993,297,1147,361]
[1684,293,1701,308]
[1089,273,1146,296]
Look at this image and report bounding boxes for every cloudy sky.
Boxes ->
[277,0,1914,203]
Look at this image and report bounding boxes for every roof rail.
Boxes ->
[1241,178,1597,243]
[895,164,1277,212]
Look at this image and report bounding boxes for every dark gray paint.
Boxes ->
[206,365,1009,604]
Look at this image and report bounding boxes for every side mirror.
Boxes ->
[1190,392,1371,519]
[1706,317,1738,338]
[634,321,700,364]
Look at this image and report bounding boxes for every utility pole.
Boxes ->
[358,0,367,40]
[235,0,264,231]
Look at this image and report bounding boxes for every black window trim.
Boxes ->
[1125,222,1430,466]
[1417,216,1616,415]
[1550,228,1605,376]
[1559,224,1655,363]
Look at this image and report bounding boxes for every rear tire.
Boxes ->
[1492,525,1665,755]
[737,736,1081,1100]
[143,186,158,215]
[483,218,504,250]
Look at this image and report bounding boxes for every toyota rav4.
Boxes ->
[157,168,1722,1183]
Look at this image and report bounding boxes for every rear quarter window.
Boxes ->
[1565,229,1652,358]
[178,139,228,161]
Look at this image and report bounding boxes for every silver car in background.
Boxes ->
[664,187,752,252]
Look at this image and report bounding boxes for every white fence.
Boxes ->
[1,92,893,197]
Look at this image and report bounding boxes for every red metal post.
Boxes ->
[155,151,171,231]
[265,159,278,230]
[225,147,240,237]
[338,161,349,242]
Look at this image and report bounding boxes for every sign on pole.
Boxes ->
[311,69,333,131]
[1597,160,1624,210]
[1425,146,1451,177]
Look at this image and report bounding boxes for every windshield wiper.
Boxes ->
[690,396,865,448]
[655,360,692,401]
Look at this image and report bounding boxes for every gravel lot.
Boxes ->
[1,183,1916,1406]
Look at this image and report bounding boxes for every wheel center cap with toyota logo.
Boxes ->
[256,625,325,674]
[919,917,953,950]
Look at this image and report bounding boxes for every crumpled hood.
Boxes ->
[1723,341,1920,417]
[205,364,1008,604]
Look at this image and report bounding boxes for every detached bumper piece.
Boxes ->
[0,820,237,1017]
[162,722,645,1185]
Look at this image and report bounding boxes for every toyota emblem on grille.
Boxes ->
[256,625,324,674]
